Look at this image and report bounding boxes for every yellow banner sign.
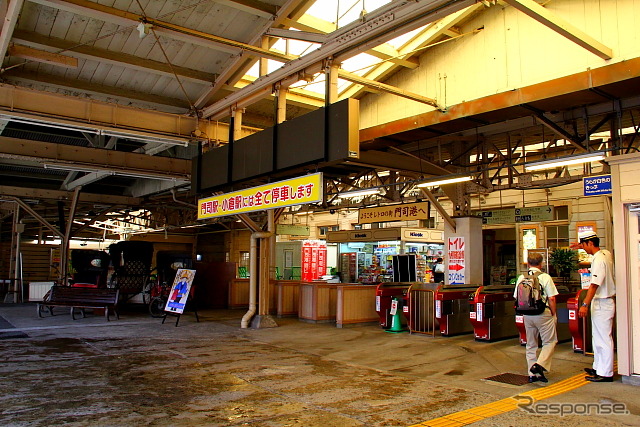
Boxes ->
[198,173,323,219]
[358,201,429,224]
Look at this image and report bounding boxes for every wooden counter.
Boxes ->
[228,278,279,314]
[276,280,301,317]
[298,281,338,323]
[336,284,378,328]
[229,278,249,309]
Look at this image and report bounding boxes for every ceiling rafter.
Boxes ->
[337,69,442,109]
[193,0,312,109]
[28,0,294,61]
[502,0,612,60]
[8,43,78,68]
[202,0,476,120]
[339,3,484,100]
[284,12,419,69]
[4,70,191,111]
[12,30,217,84]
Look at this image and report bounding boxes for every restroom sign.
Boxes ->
[447,237,465,285]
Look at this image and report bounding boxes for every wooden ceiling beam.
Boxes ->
[0,136,191,177]
[12,30,215,84]
[4,70,191,110]
[8,43,78,68]
[28,0,293,60]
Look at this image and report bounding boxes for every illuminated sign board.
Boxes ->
[198,173,323,219]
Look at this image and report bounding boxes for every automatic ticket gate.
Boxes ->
[434,284,481,336]
[568,289,593,353]
[375,282,411,329]
[515,286,572,345]
[470,285,518,342]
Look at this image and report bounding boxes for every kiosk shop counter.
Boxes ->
[328,228,444,284]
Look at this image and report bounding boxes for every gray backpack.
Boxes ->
[515,271,546,315]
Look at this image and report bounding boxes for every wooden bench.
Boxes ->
[37,286,119,321]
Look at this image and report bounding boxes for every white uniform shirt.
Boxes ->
[590,249,616,299]
[513,267,559,303]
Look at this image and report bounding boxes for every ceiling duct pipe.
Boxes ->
[241,231,272,328]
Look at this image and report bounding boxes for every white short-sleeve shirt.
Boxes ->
[513,267,559,301]
[590,249,616,299]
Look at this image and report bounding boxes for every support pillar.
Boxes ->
[251,209,278,328]
[443,216,483,285]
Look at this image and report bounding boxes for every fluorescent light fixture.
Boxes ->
[101,129,190,147]
[43,162,188,182]
[416,175,472,188]
[525,152,605,171]
[336,188,382,198]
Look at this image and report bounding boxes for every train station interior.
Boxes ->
[2,0,640,425]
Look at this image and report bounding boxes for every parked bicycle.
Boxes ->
[148,279,171,318]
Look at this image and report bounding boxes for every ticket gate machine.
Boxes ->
[568,289,593,353]
[515,286,572,345]
[470,285,518,342]
[375,282,412,329]
[434,284,481,336]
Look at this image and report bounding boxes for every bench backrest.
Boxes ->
[49,286,119,305]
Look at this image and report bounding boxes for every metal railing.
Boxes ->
[407,285,437,336]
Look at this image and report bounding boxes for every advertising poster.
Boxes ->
[165,268,196,314]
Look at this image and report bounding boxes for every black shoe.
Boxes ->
[537,375,548,383]
[584,368,597,376]
[586,375,614,383]
[528,376,538,383]
[530,363,548,376]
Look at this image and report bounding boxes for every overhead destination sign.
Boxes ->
[479,206,554,224]
[198,173,323,220]
[359,201,429,224]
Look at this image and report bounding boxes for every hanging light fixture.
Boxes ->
[525,152,605,171]
[336,188,382,198]
[416,175,472,188]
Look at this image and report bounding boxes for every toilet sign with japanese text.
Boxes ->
[447,237,465,285]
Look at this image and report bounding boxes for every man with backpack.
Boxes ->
[514,252,559,383]
[577,230,616,382]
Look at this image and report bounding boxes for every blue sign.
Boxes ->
[584,175,612,196]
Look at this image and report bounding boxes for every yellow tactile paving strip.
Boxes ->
[410,372,591,427]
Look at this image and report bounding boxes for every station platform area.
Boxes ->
[0,303,638,426]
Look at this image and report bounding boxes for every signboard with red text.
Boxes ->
[447,237,465,285]
[198,173,323,219]
[302,240,327,281]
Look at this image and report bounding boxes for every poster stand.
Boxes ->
[160,268,199,327]
[162,305,199,327]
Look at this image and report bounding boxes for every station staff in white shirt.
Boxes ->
[577,230,616,382]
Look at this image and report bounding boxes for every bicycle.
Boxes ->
[148,280,171,318]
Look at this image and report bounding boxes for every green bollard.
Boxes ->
[385,297,406,333]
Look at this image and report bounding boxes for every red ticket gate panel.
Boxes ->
[515,289,573,345]
[434,284,481,336]
[375,283,412,328]
[568,289,593,353]
[470,285,518,342]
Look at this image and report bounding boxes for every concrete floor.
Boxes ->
[0,303,638,426]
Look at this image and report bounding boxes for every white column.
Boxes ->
[443,216,483,285]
